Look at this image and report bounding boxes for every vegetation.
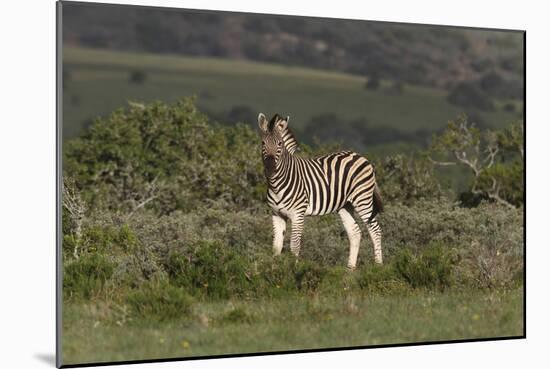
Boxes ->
[62,98,523,365]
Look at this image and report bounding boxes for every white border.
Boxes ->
[1,1,547,368]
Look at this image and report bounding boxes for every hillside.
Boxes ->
[63,47,522,155]
[62,2,524,90]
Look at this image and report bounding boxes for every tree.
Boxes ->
[365,73,381,90]
[429,115,524,208]
[129,70,147,84]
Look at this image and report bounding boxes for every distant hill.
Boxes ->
[62,2,524,91]
[62,47,522,157]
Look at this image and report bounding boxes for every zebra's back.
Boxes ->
[301,151,375,216]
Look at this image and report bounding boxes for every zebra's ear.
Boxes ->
[258,113,268,132]
[276,117,288,131]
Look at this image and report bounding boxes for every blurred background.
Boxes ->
[62,2,524,156]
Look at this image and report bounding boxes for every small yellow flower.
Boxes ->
[472,314,480,321]
[181,340,190,349]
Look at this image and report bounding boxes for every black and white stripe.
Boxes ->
[258,113,383,269]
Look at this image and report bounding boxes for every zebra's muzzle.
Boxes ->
[263,155,276,178]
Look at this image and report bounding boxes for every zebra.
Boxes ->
[258,112,383,269]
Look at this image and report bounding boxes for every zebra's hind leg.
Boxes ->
[272,214,286,256]
[354,202,383,264]
[338,206,362,270]
[367,218,383,264]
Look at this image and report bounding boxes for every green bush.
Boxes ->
[163,240,252,299]
[393,243,457,290]
[293,260,329,292]
[356,263,409,294]
[64,253,115,300]
[82,223,140,254]
[64,98,265,215]
[127,279,194,321]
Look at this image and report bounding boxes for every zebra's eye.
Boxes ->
[277,141,282,147]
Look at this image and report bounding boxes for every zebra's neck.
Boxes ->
[281,127,300,154]
[267,150,296,191]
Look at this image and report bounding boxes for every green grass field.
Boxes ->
[62,47,522,140]
[62,288,523,365]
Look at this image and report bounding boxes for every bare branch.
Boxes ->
[453,150,480,177]
[62,176,87,258]
[126,194,158,220]
[484,145,499,168]
[485,177,516,209]
[125,174,161,220]
[428,157,457,166]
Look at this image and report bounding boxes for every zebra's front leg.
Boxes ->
[272,214,286,256]
[289,212,305,257]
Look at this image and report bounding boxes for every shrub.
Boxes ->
[82,223,140,254]
[365,74,381,90]
[127,278,194,321]
[64,98,265,214]
[375,153,443,204]
[64,253,115,300]
[163,240,252,299]
[393,243,457,289]
[294,260,329,292]
[129,70,147,84]
[356,263,409,294]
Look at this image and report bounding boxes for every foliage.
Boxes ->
[393,243,457,290]
[430,116,524,207]
[127,278,194,321]
[61,196,523,304]
[375,153,443,204]
[61,99,524,330]
[64,98,265,215]
[164,240,252,300]
[64,253,115,300]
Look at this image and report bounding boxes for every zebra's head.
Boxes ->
[258,113,289,178]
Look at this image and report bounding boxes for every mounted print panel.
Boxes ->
[57,1,525,367]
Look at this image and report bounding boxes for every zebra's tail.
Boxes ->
[368,184,384,223]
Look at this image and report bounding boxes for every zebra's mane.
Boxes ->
[268,113,300,154]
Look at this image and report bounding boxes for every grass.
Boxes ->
[62,47,522,142]
[62,288,523,365]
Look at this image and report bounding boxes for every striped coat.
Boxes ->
[259,113,383,269]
